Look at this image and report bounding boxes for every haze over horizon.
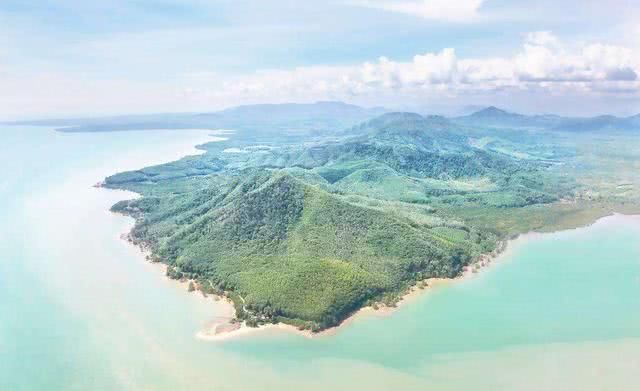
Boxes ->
[1,0,639,120]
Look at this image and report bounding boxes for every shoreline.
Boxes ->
[193,212,640,342]
[96,137,640,342]
[97,129,240,319]
[116,198,640,343]
[196,239,510,342]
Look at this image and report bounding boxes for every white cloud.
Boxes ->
[2,31,638,119]
[353,0,485,22]
[182,32,639,108]
[524,31,559,47]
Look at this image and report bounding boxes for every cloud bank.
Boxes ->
[2,32,638,118]
[183,32,639,109]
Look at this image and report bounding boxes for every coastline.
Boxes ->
[191,226,531,342]
[96,129,240,321]
[192,213,640,342]
[96,135,640,342]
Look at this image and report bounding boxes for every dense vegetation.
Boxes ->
[103,109,640,331]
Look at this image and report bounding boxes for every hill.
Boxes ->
[453,106,563,129]
[103,111,581,330]
[551,115,640,132]
[454,106,640,132]
[110,171,486,329]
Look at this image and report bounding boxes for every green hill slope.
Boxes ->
[104,112,586,330]
[112,171,490,330]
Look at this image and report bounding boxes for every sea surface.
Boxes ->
[1,126,639,390]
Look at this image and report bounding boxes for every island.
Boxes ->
[100,106,640,333]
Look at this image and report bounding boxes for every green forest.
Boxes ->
[105,111,640,331]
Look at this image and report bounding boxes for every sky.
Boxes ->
[1,0,639,119]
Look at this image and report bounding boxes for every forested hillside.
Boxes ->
[104,111,637,330]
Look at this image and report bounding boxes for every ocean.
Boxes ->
[1,126,639,390]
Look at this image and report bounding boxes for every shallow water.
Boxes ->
[1,126,639,390]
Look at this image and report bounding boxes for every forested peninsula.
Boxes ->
[102,107,640,332]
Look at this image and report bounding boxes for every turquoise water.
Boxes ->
[1,126,639,390]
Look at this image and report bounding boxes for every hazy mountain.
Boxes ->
[7,101,386,137]
[453,106,563,129]
[8,103,637,134]
[4,113,196,131]
[345,112,458,137]
[552,115,640,132]
[193,101,387,136]
[200,101,385,122]
[454,106,639,132]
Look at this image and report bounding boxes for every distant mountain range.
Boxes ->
[8,101,386,137]
[454,106,640,132]
[6,102,639,134]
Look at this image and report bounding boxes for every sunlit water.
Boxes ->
[1,126,639,390]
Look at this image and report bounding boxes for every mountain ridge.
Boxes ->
[454,106,640,132]
[6,102,638,134]
[7,101,387,136]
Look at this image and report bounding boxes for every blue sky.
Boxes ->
[1,0,639,119]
